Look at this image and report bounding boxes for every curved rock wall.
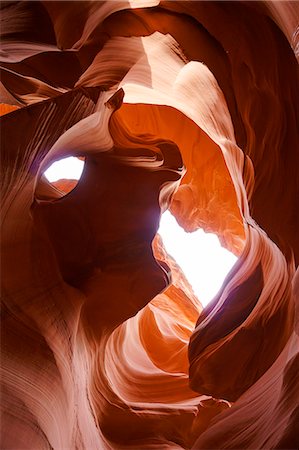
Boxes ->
[1,1,298,449]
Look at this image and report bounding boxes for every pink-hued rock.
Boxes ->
[1,1,298,449]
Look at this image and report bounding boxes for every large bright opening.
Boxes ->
[44,157,237,306]
[159,212,237,306]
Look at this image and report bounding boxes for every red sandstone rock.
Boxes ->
[1,1,298,449]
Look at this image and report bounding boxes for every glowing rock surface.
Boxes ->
[1,1,298,449]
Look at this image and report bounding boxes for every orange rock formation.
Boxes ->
[1,1,298,449]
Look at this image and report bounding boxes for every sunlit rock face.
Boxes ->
[1,1,298,449]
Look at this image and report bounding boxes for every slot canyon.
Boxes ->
[1,1,298,449]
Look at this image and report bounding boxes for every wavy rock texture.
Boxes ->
[1,1,298,449]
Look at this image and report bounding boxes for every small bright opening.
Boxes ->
[44,157,84,182]
[44,157,237,307]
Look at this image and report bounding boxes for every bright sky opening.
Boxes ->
[158,212,237,306]
[45,157,84,182]
[45,157,237,306]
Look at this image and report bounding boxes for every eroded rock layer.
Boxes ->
[1,1,298,449]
